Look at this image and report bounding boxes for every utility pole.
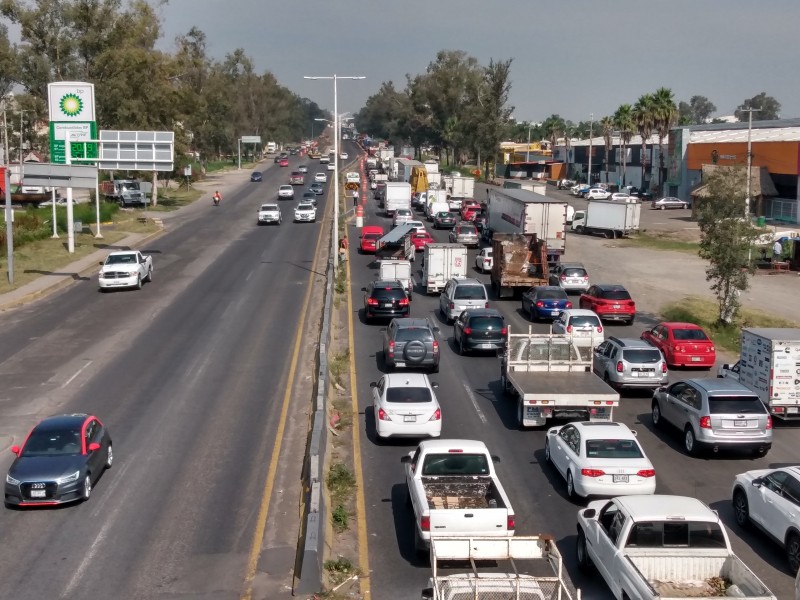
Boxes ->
[742,107,760,220]
[18,110,31,186]
[526,123,531,164]
[587,113,594,184]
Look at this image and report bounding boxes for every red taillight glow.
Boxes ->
[566,325,572,333]
[421,516,430,531]
[699,416,712,429]
[463,327,472,335]
[500,327,507,335]
[536,301,544,308]
[507,515,515,530]
[596,325,603,333]
[560,274,567,280]
[566,301,572,308]
[766,416,773,429]
[661,362,668,373]
[616,361,624,373]
[581,468,605,477]
[432,341,439,353]
[378,408,390,421]
[637,469,656,478]
[429,408,441,421]
[448,449,463,453]
[485,302,490,308]
[399,298,409,306]
[367,298,379,306]
[388,341,395,357]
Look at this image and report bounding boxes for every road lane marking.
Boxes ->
[345,235,372,597]
[463,382,488,424]
[61,359,93,389]
[240,207,325,600]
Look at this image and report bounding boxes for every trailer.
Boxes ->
[489,234,549,299]
[571,198,641,238]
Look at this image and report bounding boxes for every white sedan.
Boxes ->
[293,202,317,223]
[327,162,335,171]
[339,152,349,160]
[475,248,493,273]
[545,421,656,500]
[314,172,327,183]
[371,373,441,440]
[278,185,294,199]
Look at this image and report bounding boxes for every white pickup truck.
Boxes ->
[402,439,515,555]
[98,250,153,291]
[576,494,776,600]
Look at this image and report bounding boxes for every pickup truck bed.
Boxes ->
[509,371,617,401]
[423,477,496,510]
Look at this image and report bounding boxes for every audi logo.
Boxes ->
[31,483,45,489]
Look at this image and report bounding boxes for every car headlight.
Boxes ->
[6,473,20,485]
[56,470,80,485]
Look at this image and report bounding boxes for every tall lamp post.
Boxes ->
[742,107,760,220]
[587,113,593,184]
[304,75,365,258]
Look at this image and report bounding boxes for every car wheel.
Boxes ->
[684,426,699,456]
[82,474,92,501]
[651,401,663,428]
[430,363,439,374]
[135,275,142,290]
[459,338,467,356]
[105,444,113,469]
[732,489,749,528]
[660,205,666,210]
[787,533,800,574]
[576,530,593,573]
[566,471,578,501]
[627,315,635,325]
[544,440,552,463]
[145,268,153,283]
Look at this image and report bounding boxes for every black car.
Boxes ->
[250,171,263,182]
[432,211,457,229]
[453,308,507,355]
[5,414,112,507]
[310,183,325,195]
[289,147,299,155]
[363,280,409,323]
[382,318,440,372]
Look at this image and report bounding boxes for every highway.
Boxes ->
[347,176,799,599]
[0,153,327,598]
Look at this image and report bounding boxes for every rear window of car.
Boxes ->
[569,315,600,327]
[454,285,486,300]
[585,439,643,459]
[537,289,567,300]
[626,521,726,549]
[421,453,489,476]
[385,387,432,404]
[601,289,632,300]
[563,268,587,277]
[364,233,382,240]
[458,226,477,235]
[468,316,504,331]
[708,395,767,415]
[395,328,434,342]
[672,328,709,341]
[372,288,406,300]
[622,349,662,363]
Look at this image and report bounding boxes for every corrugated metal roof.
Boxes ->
[688,127,800,143]
[379,223,415,245]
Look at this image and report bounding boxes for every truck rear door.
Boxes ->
[429,507,508,537]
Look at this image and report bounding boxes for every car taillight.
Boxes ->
[583,275,589,280]
[566,301,572,308]
[637,469,656,478]
[661,362,668,373]
[616,361,624,373]
[429,408,441,421]
[399,298,409,306]
[432,341,439,353]
[560,274,566,280]
[766,416,773,430]
[709,345,715,353]
[536,301,544,308]
[449,302,454,309]
[674,345,685,353]
[596,326,603,333]
[581,469,605,477]
[485,302,489,308]
[500,327,507,335]
[420,516,430,531]
[507,515,515,530]
[699,416,712,429]
[378,408,391,421]
[566,325,572,333]
[463,327,472,335]
[388,341,395,357]
[367,298,379,306]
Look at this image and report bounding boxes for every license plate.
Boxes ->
[551,310,559,315]
[734,420,747,427]
[384,303,393,308]
[613,304,620,309]
[613,475,629,483]
[395,362,405,368]
[480,343,494,349]
[630,372,639,377]
[30,489,46,498]
[404,415,416,423]
[691,356,702,362]
[789,407,799,414]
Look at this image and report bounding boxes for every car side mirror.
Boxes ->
[400,456,411,464]
[721,364,730,370]
[491,455,501,463]
[751,478,763,488]
[369,382,377,388]
[431,382,439,388]
[582,508,597,519]
[99,261,104,266]
[361,287,367,292]
[88,442,101,452]
[10,445,20,455]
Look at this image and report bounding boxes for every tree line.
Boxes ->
[0,0,327,167]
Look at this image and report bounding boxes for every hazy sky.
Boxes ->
[157,0,799,123]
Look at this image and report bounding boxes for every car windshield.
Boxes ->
[585,439,643,459]
[395,328,434,342]
[260,205,278,211]
[385,387,432,403]
[105,254,136,264]
[436,212,452,219]
[297,204,313,210]
[421,453,490,476]
[601,289,632,300]
[454,285,485,300]
[569,316,600,327]
[364,233,381,241]
[672,328,709,341]
[21,428,82,457]
[708,396,767,415]
[469,316,504,330]
[536,289,567,300]
[623,349,662,363]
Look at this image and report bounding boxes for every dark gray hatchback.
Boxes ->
[453,308,507,355]
[382,318,440,372]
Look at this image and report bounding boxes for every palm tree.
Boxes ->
[542,114,565,164]
[613,104,634,187]
[652,87,677,192]
[600,116,613,183]
[563,124,574,179]
[632,94,656,191]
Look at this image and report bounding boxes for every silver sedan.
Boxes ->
[651,196,688,210]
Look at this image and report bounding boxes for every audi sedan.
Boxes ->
[5,414,112,507]
[544,421,656,500]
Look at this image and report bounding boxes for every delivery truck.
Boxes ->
[490,233,549,299]
[384,182,412,217]
[397,158,424,183]
[423,243,468,294]
[570,197,641,238]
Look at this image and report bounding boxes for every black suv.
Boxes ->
[363,280,409,323]
[453,308,507,355]
[382,318,440,372]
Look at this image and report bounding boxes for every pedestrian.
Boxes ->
[773,239,783,261]
[339,237,348,264]
[353,191,359,208]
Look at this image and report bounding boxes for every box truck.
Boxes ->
[571,198,641,238]
[423,243,468,294]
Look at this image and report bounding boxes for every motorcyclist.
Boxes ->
[212,190,222,205]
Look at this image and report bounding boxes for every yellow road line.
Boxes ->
[345,238,372,597]
[241,209,326,600]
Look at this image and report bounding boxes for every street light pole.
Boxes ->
[18,109,31,185]
[588,113,593,184]
[743,107,760,220]
[526,123,531,164]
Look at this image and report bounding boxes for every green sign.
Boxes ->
[49,121,98,164]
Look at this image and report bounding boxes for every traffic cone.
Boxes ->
[356,205,364,228]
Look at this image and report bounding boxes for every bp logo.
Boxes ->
[59,93,83,117]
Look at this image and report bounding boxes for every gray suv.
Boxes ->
[651,379,773,457]
[382,318,440,373]
[593,337,668,391]
[439,278,489,324]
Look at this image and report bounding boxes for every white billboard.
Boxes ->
[47,82,96,121]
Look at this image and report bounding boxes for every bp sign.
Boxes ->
[48,82,98,164]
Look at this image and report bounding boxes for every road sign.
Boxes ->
[48,82,98,164]
[241,136,261,144]
[94,130,175,171]
[49,122,99,164]
[22,163,98,190]
[345,182,359,191]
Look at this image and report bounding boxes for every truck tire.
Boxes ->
[145,268,153,283]
[576,530,593,573]
[516,401,527,430]
[413,526,427,558]
[135,275,142,290]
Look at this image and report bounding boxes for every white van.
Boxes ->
[346,171,361,185]
[427,201,449,221]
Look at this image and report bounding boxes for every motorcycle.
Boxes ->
[212,195,221,206]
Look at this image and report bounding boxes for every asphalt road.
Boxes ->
[348,181,799,599]
[0,153,326,598]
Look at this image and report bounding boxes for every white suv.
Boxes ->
[438,278,489,324]
[552,308,604,348]
[278,185,294,199]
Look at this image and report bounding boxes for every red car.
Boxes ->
[360,225,384,254]
[461,203,481,221]
[640,322,716,369]
[411,231,434,251]
[579,284,636,325]
[290,171,305,185]
[279,157,289,167]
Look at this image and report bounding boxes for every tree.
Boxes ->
[613,104,634,186]
[632,94,656,190]
[0,23,16,98]
[688,95,716,124]
[541,114,565,160]
[652,87,677,191]
[600,116,613,183]
[695,167,763,323]
[735,92,781,121]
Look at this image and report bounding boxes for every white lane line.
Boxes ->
[246,268,255,281]
[61,360,93,389]
[463,382,487,425]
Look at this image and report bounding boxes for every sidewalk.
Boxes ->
[0,164,259,312]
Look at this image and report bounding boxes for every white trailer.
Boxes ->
[725,328,800,420]
[423,243,468,294]
[486,188,568,260]
[443,174,476,200]
[384,182,412,217]
[397,158,424,183]
[502,181,548,195]
[571,198,641,238]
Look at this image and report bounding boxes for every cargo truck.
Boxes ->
[384,181,412,217]
[500,328,618,428]
[571,198,641,238]
[485,188,568,264]
[719,328,800,420]
[422,535,579,600]
[502,180,548,195]
[490,233,549,299]
[423,243,468,294]
[397,158,424,183]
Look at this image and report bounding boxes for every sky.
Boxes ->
[153,0,799,124]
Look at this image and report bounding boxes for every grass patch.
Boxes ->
[334,264,346,295]
[618,232,700,254]
[332,397,352,430]
[327,462,356,506]
[147,187,204,211]
[323,556,356,586]
[661,296,798,354]
[329,349,350,388]
[331,504,349,532]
